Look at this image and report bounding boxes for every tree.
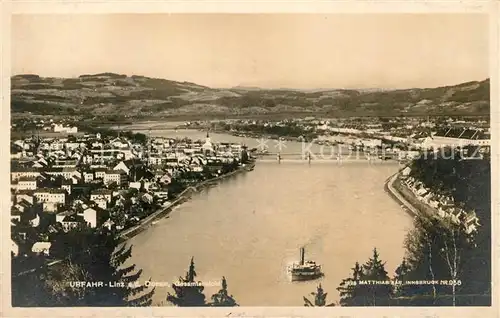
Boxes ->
[337,262,363,306]
[132,133,147,145]
[48,227,154,306]
[337,249,393,306]
[209,276,238,307]
[405,150,491,305]
[109,203,127,229]
[241,149,249,164]
[11,218,40,256]
[393,258,411,297]
[12,228,153,306]
[107,182,119,191]
[360,248,393,306]
[398,215,470,305]
[129,202,147,219]
[303,284,335,306]
[440,219,470,306]
[11,255,52,306]
[167,257,206,306]
[43,259,93,305]
[167,178,187,199]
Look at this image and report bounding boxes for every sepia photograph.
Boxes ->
[4,8,498,315]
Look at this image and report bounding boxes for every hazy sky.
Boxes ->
[12,14,489,89]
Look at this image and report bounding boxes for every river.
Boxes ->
[123,128,413,306]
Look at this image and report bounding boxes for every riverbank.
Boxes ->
[384,172,420,218]
[384,170,445,222]
[118,161,255,242]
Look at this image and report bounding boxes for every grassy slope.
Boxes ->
[11,73,490,119]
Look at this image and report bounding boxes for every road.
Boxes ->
[386,173,420,216]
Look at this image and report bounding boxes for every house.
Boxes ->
[437,206,447,218]
[415,187,428,197]
[94,167,107,179]
[13,202,31,215]
[27,212,41,228]
[147,156,163,166]
[31,242,52,256]
[113,159,143,175]
[34,188,66,206]
[78,207,97,228]
[61,214,86,232]
[428,198,440,209]
[45,167,81,180]
[82,154,95,164]
[130,180,153,191]
[11,167,41,181]
[83,171,94,183]
[12,176,38,191]
[32,157,48,168]
[53,124,78,134]
[153,171,171,184]
[42,202,60,213]
[15,192,34,205]
[102,218,115,231]
[52,158,78,168]
[92,198,108,210]
[60,179,72,195]
[153,189,169,199]
[191,164,204,173]
[90,189,113,203]
[140,193,154,204]
[110,137,130,149]
[465,212,480,234]
[11,239,19,256]
[66,142,81,151]
[103,169,127,186]
[401,166,412,178]
[56,210,75,224]
[11,208,22,224]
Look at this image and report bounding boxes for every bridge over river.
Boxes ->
[253,151,400,162]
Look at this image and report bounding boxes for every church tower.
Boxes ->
[203,130,213,155]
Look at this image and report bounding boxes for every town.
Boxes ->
[205,115,491,150]
[10,126,252,258]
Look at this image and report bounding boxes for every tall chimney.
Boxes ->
[300,247,305,265]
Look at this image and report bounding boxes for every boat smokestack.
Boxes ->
[300,247,305,265]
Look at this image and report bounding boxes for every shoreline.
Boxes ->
[118,162,255,242]
[384,169,445,222]
[384,171,420,219]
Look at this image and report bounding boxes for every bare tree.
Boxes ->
[440,222,463,306]
[425,234,437,300]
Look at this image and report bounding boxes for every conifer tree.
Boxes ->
[167,257,206,306]
[336,261,364,306]
[359,248,393,305]
[393,258,412,298]
[303,284,335,306]
[337,249,393,306]
[400,215,470,304]
[210,276,238,307]
[11,255,52,306]
[14,227,155,306]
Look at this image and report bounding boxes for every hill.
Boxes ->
[11,73,490,119]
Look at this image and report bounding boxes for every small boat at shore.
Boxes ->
[288,247,323,282]
[151,221,159,225]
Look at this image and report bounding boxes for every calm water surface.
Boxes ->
[125,129,412,306]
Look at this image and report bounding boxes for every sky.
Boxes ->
[11,14,489,89]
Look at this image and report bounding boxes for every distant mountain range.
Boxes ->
[11,73,490,120]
